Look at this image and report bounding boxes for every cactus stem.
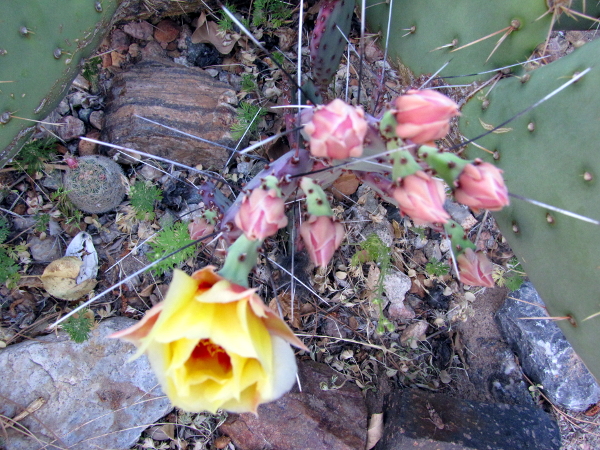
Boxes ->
[219,234,262,287]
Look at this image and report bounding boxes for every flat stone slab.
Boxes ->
[376,389,560,450]
[220,360,367,450]
[0,317,172,450]
[497,282,600,411]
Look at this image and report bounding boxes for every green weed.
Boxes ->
[148,222,196,276]
[493,256,526,291]
[425,258,450,277]
[130,180,163,221]
[0,216,19,288]
[14,138,56,176]
[352,234,395,334]
[230,101,268,141]
[252,0,293,28]
[62,308,95,343]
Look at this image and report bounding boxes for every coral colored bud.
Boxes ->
[65,155,79,169]
[188,217,215,241]
[304,99,368,160]
[454,159,509,212]
[456,248,495,287]
[235,186,288,241]
[300,215,345,268]
[394,90,460,144]
[391,171,450,225]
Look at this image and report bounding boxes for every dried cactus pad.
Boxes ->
[63,155,126,214]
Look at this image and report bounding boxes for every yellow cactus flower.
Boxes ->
[111,267,307,413]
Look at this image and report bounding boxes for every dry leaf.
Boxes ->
[269,292,302,328]
[366,413,384,449]
[332,172,360,199]
[191,12,238,54]
[41,257,97,301]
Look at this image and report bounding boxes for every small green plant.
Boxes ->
[130,180,163,221]
[148,222,196,276]
[218,3,250,31]
[0,216,19,288]
[270,51,285,66]
[62,308,95,343]
[230,101,268,141]
[252,0,293,28]
[240,73,258,92]
[14,138,56,176]
[82,55,102,91]
[34,213,51,233]
[0,216,9,243]
[493,257,526,291]
[51,187,83,224]
[352,234,395,334]
[425,258,449,277]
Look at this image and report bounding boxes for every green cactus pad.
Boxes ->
[459,37,600,380]
[0,0,119,168]
[310,0,354,92]
[364,0,552,82]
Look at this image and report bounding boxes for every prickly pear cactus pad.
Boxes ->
[364,0,551,82]
[459,37,600,381]
[0,0,120,168]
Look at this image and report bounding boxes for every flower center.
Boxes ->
[191,339,232,372]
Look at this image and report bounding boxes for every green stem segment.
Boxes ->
[300,177,333,217]
[218,234,262,287]
[418,145,470,186]
[390,146,422,181]
[443,220,476,256]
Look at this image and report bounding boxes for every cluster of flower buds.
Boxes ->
[301,90,510,285]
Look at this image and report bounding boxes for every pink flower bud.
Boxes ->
[304,99,368,160]
[391,171,450,225]
[456,248,495,287]
[65,155,79,169]
[188,217,215,241]
[235,187,288,241]
[454,159,509,212]
[300,215,345,268]
[394,90,460,144]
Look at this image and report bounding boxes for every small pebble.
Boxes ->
[89,110,104,130]
[57,115,85,141]
[123,21,154,40]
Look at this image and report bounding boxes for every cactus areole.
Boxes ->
[0,0,120,168]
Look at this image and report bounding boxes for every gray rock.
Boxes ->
[0,317,172,450]
[496,282,600,411]
[376,389,560,450]
[384,270,414,321]
[56,115,86,141]
[28,235,63,262]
